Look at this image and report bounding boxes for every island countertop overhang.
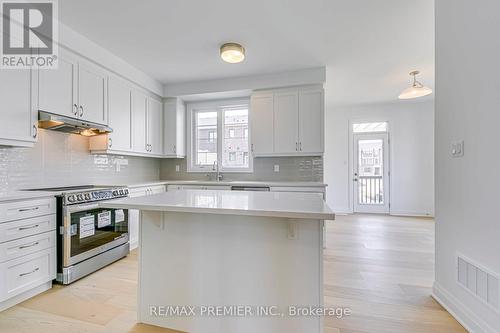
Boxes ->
[100,189,335,220]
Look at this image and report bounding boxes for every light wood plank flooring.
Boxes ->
[0,214,466,333]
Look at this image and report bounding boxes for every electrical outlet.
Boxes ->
[274,164,280,172]
[451,141,464,157]
[175,165,180,172]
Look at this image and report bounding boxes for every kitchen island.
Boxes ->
[101,189,334,333]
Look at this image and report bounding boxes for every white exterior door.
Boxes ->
[353,133,390,214]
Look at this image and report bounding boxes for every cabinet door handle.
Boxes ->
[18,224,39,231]
[173,145,176,154]
[33,124,37,138]
[19,206,39,212]
[73,104,78,115]
[108,137,113,148]
[19,267,39,277]
[299,142,302,151]
[295,142,298,151]
[79,105,83,117]
[19,241,39,249]
[251,143,254,152]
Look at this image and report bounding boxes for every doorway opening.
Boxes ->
[352,122,390,214]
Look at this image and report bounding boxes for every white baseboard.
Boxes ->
[432,281,497,333]
[0,281,52,312]
[332,207,352,215]
[130,240,139,251]
[390,210,434,217]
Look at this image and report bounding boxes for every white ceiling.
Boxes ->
[59,0,434,105]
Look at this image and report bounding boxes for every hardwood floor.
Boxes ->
[0,214,466,333]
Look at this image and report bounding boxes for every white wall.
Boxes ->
[324,96,434,216]
[434,1,500,332]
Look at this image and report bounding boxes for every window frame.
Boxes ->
[186,98,252,173]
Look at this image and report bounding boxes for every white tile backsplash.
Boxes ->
[0,129,160,191]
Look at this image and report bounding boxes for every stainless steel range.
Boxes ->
[28,185,130,284]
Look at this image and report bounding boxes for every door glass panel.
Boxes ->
[357,139,384,205]
[70,208,128,257]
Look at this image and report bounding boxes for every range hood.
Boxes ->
[38,111,113,136]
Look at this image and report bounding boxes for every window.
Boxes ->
[353,122,388,133]
[187,99,252,172]
[208,131,217,143]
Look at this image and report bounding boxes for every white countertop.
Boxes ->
[0,190,60,202]
[99,180,327,189]
[100,189,334,220]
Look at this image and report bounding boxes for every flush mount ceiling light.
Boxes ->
[220,42,245,64]
[398,70,433,99]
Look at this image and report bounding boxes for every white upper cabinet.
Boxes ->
[38,49,107,125]
[38,51,78,118]
[0,69,37,147]
[163,98,186,157]
[107,76,132,151]
[78,60,107,124]
[147,98,163,155]
[274,89,299,154]
[249,85,324,157]
[250,92,274,155]
[131,90,148,154]
[298,87,324,154]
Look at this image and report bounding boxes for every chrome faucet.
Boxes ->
[213,161,223,182]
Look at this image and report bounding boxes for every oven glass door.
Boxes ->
[69,206,129,258]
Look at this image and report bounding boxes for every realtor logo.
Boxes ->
[1,0,58,69]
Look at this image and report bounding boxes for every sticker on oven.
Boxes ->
[79,215,95,239]
[115,209,125,223]
[98,211,112,228]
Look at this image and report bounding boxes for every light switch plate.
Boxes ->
[452,141,464,157]
[274,164,280,172]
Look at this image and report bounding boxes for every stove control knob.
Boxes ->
[124,189,129,195]
[119,189,124,195]
[112,190,118,196]
[68,195,76,202]
[77,194,84,201]
[84,193,91,200]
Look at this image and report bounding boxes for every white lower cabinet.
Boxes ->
[128,185,166,250]
[0,197,56,310]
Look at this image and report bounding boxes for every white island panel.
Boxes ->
[139,211,323,333]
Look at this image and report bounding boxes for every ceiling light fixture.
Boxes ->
[398,70,433,99]
[220,42,245,64]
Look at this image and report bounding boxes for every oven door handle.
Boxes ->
[65,203,100,214]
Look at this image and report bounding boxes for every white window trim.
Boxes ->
[186,98,253,173]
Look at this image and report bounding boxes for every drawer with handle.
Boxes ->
[0,247,56,303]
[0,231,56,263]
[0,214,56,243]
[0,198,55,223]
